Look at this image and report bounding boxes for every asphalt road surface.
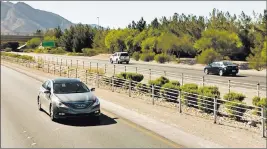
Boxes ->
[1,65,181,148]
[14,53,266,87]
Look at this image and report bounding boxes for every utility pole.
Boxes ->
[97,17,100,30]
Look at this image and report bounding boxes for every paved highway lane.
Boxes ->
[1,66,180,148]
[13,52,266,86]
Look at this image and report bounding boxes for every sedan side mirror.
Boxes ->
[91,88,95,92]
[44,90,50,94]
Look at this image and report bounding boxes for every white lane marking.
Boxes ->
[31,143,37,146]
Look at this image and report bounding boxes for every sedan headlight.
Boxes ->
[55,99,68,108]
[93,96,100,105]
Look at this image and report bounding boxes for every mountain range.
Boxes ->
[1,1,98,34]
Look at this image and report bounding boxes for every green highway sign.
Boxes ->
[42,41,55,48]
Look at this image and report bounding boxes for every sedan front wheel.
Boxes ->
[50,105,56,121]
[204,69,209,75]
[219,70,224,76]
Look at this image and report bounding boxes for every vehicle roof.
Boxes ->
[51,78,81,83]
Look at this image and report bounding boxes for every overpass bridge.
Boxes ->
[1,34,44,43]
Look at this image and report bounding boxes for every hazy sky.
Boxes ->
[13,1,266,29]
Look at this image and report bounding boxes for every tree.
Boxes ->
[93,30,109,52]
[27,38,41,49]
[54,26,63,39]
[105,29,132,53]
[151,18,159,29]
[136,17,146,32]
[59,26,75,52]
[194,29,242,57]
[72,24,95,52]
[35,29,43,36]
[157,32,179,54]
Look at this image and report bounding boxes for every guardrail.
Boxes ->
[2,55,267,138]
[37,57,266,104]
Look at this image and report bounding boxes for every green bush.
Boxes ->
[148,76,169,87]
[169,80,180,86]
[223,92,246,102]
[180,83,199,107]
[247,53,266,71]
[82,48,98,57]
[252,96,261,107]
[148,76,170,95]
[225,100,247,121]
[198,86,220,113]
[154,54,171,63]
[116,72,144,82]
[161,82,180,101]
[27,38,41,49]
[132,52,140,61]
[196,48,221,64]
[140,52,155,62]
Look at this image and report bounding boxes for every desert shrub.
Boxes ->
[82,48,98,57]
[140,52,155,62]
[49,47,66,54]
[132,52,140,61]
[34,48,49,53]
[252,97,267,116]
[198,86,220,113]
[196,48,221,64]
[19,55,34,61]
[252,96,261,107]
[223,92,246,102]
[148,76,170,95]
[87,67,104,75]
[160,82,180,101]
[154,54,171,63]
[225,100,247,121]
[180,83,199,107]
[169,80,180,86]
[1,52,34,62]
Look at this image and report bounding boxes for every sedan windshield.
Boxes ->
[53,82,90,94]
[222,61,234,66]
[120,53,129,56]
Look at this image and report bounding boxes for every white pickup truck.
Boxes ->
[109,52,130,64]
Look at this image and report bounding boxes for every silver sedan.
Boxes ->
[37,78,101,122]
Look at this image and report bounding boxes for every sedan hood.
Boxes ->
[54,92,95,103]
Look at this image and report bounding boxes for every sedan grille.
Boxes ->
[64,101,95,109]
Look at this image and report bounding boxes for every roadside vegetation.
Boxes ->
[1,9,266,70]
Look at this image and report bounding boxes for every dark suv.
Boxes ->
[204,61,239,76]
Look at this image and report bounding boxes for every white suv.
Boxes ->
[110,52,130,64]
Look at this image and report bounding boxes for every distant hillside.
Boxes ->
[1,1,93,34]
